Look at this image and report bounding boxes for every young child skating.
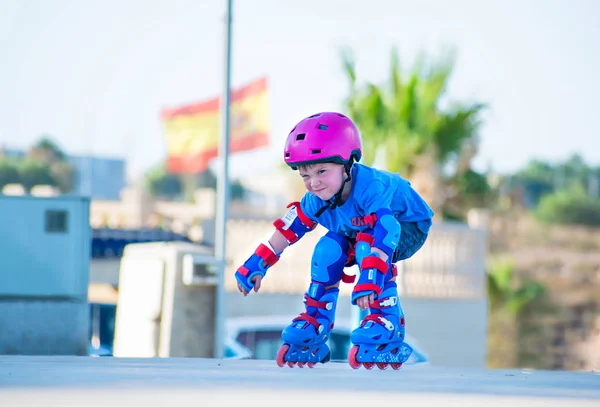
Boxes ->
[235,112,434,369]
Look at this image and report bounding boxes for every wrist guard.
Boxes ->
[351,253,389,304]
[235,243,280,293]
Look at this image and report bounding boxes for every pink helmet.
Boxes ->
[283,112,362,170]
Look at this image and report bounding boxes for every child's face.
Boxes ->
[298,162,345,201]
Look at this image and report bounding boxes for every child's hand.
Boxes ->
[356,293,375,310]
[237,274,263,297]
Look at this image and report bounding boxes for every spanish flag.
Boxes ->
[161,76,270,174]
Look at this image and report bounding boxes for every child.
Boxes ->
[235,112,434,369]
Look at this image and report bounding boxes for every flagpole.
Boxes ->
[214,0,233,359]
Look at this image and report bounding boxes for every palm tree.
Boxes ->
[341,47,486,217]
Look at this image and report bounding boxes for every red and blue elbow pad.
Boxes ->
[273,201,317,245]
[356,208,400,259]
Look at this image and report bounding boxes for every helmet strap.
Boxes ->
[314,163,353,218]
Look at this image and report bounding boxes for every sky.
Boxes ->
[1,0,599,183]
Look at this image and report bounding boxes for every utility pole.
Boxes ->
[213,0,233,359]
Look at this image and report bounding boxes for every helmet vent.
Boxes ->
[308,114,321,118]
[296,133,306,141]
[317,124,328,130]
[311,149,321,154]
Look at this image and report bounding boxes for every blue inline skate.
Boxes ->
[348,281,412,370]
[276,283,339,368]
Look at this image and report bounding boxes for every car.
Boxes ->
[88,342,113,357]
[88,302,117,357]
[224,315,429,365]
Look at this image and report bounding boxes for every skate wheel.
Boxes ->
[297,362,306,368]
[376,363,388,370]
[276,344,290,367]
[307,362,316,368]
[348,345,361,369]
[363,362,375,370]
[391,363,403,370]
[287,361,296,368]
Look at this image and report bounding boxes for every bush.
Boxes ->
[534,185,600,227]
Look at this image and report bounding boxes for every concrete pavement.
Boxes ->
[0,356,598,406]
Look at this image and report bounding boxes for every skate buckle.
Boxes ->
[378,316,394,331]
[378,296,398,307]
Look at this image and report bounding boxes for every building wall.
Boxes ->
[0,195,90,355]
[68,155,126,201]
[0,301,88,355]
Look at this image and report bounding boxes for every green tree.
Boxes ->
[229,179,246,201]
[28,136,68,163]
[342,47,487,217]
[507,154,600,209]
[145,159,250,202]
[444,169,493,219]
[145,164,183,198]
[0,159,20,189]
[510,159,555,207]
[49,161,75,193]
[25,135,75,192]
[557,153,588,190]
[17,160,56,191]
